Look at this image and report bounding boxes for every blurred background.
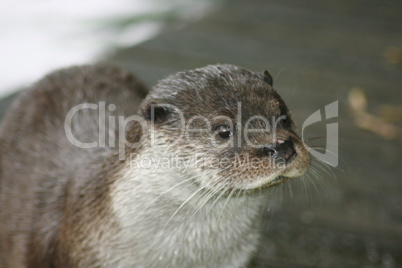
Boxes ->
[1,0,401,267]
[0,0,219,97]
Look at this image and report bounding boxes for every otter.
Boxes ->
[0,63,310,267]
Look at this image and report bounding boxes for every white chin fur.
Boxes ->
[283,166,307,178]
[240,173,281,190]
[240,166,308,190]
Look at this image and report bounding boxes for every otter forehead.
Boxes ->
[150,64,288,120]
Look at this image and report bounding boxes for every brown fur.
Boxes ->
[0,64,147,267]
[0,63,310,267]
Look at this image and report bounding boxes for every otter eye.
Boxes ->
[217,125,232,139]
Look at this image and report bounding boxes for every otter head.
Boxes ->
[140,64,310,193]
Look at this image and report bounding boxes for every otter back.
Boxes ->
[0,64,147,267]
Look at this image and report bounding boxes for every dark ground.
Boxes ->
[1,0,401,267]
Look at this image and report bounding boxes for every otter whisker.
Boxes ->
[238,188,250,215]
[287,181,294,200]
[310,158,336,180]
[159,184,208,234]
[307,173,320,194]
[299,173,311,202]
[307,146,338,158]
[186,180,224,223]
[206,184,227,215]
[206,182,231,216]
[144,175,198,210]
[217,187,237,222]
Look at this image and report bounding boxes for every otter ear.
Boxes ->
[141,101,170,123]
[262,70,273,87]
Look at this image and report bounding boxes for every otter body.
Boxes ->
[0,64,310,267]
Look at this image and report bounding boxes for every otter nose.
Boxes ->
[261,139,296,163]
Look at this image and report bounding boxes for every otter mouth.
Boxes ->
[229,175,294,196]
[263,175,292,188]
